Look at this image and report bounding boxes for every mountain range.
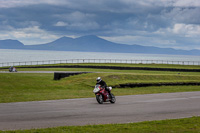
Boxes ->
[0,35,199,56]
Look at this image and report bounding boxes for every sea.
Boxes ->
[0,49,200,66]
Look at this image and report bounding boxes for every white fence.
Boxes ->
[0,59,200,67]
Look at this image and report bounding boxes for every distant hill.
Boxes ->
[0,39,24,49]
[0,35,200,55]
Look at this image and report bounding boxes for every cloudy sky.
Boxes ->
[0,0,200,50]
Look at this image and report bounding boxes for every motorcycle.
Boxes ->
[93,84,116,104]
[9,66,17,72]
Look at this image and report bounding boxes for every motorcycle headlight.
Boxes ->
[93,87,100,93]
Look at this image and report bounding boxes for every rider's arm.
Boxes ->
[102,80,107,88]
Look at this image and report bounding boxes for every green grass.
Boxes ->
[1,116,200,133]
[1,64,200,132]
[19,63,200,69]
[13,67,200,76]
[1,72,200,103]
[1,63,200,70]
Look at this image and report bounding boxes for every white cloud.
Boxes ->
[173,0,200,7]
[54,11,99,30]
[55,11,96,23]
[118,0,200,8]
[141,0,200,7]
[172,23,200,37]
[0,26,59,45]
[67,22,100,31]
[54,21,68,27]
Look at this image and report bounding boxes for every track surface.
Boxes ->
[0,91,200,130]
[0,71,98,74]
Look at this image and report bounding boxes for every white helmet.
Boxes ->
[96,77,102,83]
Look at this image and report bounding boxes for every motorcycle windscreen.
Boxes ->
[93,85,100,93]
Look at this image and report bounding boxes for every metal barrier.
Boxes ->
[0,59,200,67]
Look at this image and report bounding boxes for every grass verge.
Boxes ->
[17,63,200,69]
[1,63,200,70]
[0,72,200,103]
[1,116,200,133]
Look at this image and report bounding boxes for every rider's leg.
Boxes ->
[106,88,112,98]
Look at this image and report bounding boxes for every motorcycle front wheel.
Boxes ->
[96,94,103,104]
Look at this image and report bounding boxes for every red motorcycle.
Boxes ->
[93,84,116,104]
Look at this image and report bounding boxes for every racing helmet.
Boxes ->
[96,77,102,83]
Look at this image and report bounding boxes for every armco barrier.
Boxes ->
[54,72,91,80]
[115,82,200,88]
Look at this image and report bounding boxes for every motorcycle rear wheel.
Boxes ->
[96,94,103,104]
[110,93,116,103]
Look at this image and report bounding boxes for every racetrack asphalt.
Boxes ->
[0,91,200,131]
[0,71,70,73]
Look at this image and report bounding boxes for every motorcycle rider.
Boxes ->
[96,77,112,98]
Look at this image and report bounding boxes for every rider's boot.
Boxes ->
[109,92,112,99]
